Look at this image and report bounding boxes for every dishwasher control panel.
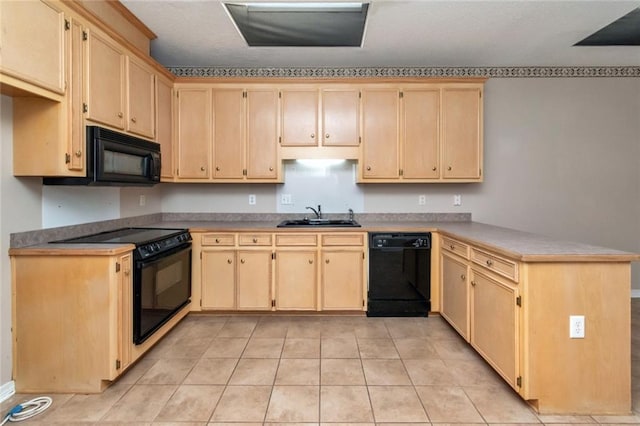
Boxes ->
[370,233,431,249]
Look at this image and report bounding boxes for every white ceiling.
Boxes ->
[121,1,640,68]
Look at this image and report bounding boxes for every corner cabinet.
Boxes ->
[439,232,632,414]
[10,249,134,393]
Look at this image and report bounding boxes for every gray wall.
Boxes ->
[1,77,639,388]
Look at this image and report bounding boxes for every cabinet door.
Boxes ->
[67,18,85,172]
[126,56,155,138]
[116,254,133,376]
[276,250,317,310]
[246,89,279,179]
[361,88,400,179]
[237,250,272,310]
[202,250,236,309]
[442,88,482,179]
[156,76,174,179]
[441,252,469,340]
[322,89,360,146]
[281,89,318,146]
[0,0,65,94]
[470,268,519,389]
[402,89,439,179]
[213,89,245,178]
[321,250,363,310]
[86,29,125,129]
[176,88,211,178]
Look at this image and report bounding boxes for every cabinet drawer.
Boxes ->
[239,234,273,246]
[322,234,365,246]
[201,233,236,246]
[275,234,318,246]
[442,236,469,259]
[471,248,518,282]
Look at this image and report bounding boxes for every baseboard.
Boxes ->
[631,290,640,298]
[0,380,15,404]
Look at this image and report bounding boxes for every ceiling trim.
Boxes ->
[168,66,640,78]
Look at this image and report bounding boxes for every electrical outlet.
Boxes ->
[418,195,426,205]
[281,194,292,205]
[139,195,146,206]
[248,194,256,205]
[454,194,462,206]
[569,315,585,338]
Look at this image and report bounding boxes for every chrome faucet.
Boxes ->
[348,208,354,222]
[306,205,322,219]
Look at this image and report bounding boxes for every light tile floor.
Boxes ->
[3,299,640,425]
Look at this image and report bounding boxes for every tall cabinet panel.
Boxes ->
[126,56,155,139]
[402,89,439,179]
[67,18,86,172]
[176,88,211,179]
[157,76,174,179]
[213,89,245,178]
[246,89,279,179]
[361,88,400,179]
[86,29,125,129]
[442,87,482,179]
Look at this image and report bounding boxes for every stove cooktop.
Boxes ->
[57,228,186,245]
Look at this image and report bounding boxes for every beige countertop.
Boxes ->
[9,219,639,263]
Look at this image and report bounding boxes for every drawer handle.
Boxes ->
[200,166,205,171]
[447,166,452,171]
[216,166,220,171]
[215,238,220,243]
[131,117,137,123]
[325,259,330,264]
[227,259,232,264]
[117,112,123,118]
[311,133,315,139]
[241,259,245,264]
[325,133,330,139]
[432,166,437,171]
[471,280,476,286]
[486,259,493,267]
[366,166,371,171]
[252,238,258,243]
[460,274,466,280]
[450,244,455,250]
[309,259,313,264]
[269,167,274,171]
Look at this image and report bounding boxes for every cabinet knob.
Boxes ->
[252,238,258,243]
[325,259,330,264]
[366,166,371,171]
[309,259,313,264]
[432,166,437,171]
[216,166,220,171]
[117,112,123,118]
[75,150,82,158]
[447,166,452,171]
[200,166,205,171]
[241,259,245,264]
[131,117,137,123]
[269,167,274,171]
[215,238,220,243]
[227,259,232,264]
[471,280,476,286]
[325,133,330,139]
[486,259,493,267]
[124,269,130,276]
[311,133,315,139]
[461,274,466,280]
[450,244,455,250]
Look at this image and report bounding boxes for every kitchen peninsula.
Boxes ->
[9,215,640,415]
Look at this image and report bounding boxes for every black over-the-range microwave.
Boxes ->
[44,126,161,186]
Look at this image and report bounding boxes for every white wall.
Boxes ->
[0,96,42,387]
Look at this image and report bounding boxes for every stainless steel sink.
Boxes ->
[277,219,361,228]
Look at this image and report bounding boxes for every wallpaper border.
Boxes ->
[168,66,640,78]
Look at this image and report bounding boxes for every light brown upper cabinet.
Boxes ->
[86,29,126,129]
[156,75,174,180]
[280,89,318,146]
[0,0,66,97]
[322,88,360,146]
[126,56,155,139]
[175,88,212,179]
[442,87,483,179]
[245,89,280,180]
[213,89,245,178]
[361,88,401,179]
[360,83,483,182]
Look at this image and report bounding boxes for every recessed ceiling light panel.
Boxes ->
[225,2,369,47]
[575,7,640,46]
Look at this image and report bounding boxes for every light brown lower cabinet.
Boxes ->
[275,250,318,310]
[11,251,134,393]
[440,235,631,414]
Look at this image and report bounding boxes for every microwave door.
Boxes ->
[97,140,156,184]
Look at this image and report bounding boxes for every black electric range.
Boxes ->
[54,227,191,259]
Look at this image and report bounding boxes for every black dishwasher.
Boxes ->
[367,233,431,317]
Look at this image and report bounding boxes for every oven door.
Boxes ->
[133,243,191,345]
